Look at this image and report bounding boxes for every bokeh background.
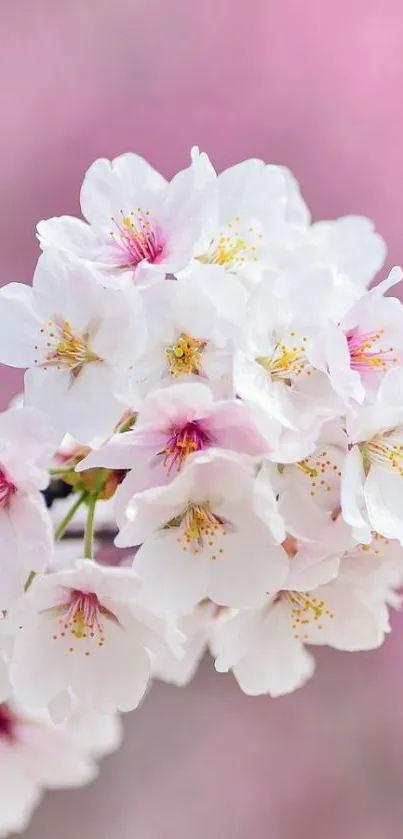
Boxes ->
[2,0,403,835]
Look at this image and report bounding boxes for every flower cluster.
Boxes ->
[0,147,402,832]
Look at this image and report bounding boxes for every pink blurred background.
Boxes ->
[2,0,403,835]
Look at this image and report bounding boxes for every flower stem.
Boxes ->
[84,492,98,559]
[54,489,88,541]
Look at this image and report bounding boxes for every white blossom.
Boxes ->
[0,251,146,442]
[117,450,288,614]
[9,559,179,716]
[214,541,389,697]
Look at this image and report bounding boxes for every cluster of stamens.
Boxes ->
[35,320,99,375]
[199,217,263,269]
[163,421,212,474]
[346,327,398,373]
[109,209,164,268]
[359,430,403,477]
[284,591,334,640]
[165,333,206,377]
[166,502,227,560]
[297,450,342,497]
[50,590,116,655]
[256,332,311,385]
[0,468,16,508]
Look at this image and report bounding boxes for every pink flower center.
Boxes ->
[0,704,16,741]
[52,590,117,655]
[346,327,398,373]
[0,469,16,508]
[109,209,165,269]
[163,421,212,474]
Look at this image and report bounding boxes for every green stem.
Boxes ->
[49,466,74,476]
[54,490,88,541]
[84,492,98,559]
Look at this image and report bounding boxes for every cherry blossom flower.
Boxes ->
[116,450,288,614]
[131,267,243,399]
[77,382,275,498]
[213,542,386,697]
[194,159,309,283]
[37,147,215,287]
[267,420,357,556]
[310,266,403,404]
[0,252,146,442]
[235,277,341,437]
[9,560,179,716]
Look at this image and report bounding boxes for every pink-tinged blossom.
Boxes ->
[310,267,403,404]
[78,382,276,498]
[37,148,216,287]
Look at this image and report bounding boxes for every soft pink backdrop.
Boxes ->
[2,1,403,836]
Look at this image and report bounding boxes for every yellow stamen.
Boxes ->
[165,502,227,560]
[283,591,334,640]
[165,333,205,377]
[359,433,403,477]
[198,218,262,269]
[256,334,310,385]
[39,321,100,375]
